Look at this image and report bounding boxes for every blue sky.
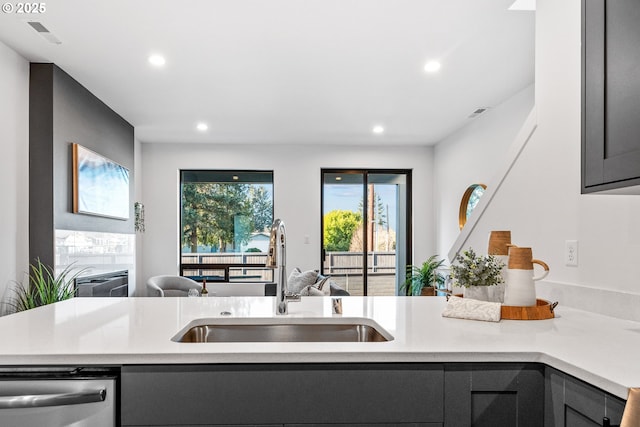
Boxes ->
[323,184,397,229]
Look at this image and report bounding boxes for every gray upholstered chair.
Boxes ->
[146,275,202,297]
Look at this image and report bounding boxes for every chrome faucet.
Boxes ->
[266,219,300,314]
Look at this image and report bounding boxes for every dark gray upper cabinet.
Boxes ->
[582,0,640,194]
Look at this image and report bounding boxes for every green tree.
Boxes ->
[248,185,273,232]
[182,183,217,253]
[323,210,362,251]
[182,181,274,253]
[208,183,252,252]
[358,193,387,227]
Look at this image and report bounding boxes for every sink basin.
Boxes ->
[171,317,393,343]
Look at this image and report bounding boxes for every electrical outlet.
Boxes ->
[565,240,578,266]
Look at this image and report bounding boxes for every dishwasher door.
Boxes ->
[0,378,116,427]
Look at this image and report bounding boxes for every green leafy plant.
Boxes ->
[450,248,504,288]
[7,259,87,313]
[323,209,362,251]
[401,255,446,296]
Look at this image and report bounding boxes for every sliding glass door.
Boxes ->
[321,169,411,296]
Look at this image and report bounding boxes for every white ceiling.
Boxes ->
[0,0,534,145]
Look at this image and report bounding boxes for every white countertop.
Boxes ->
[1,296,638,399]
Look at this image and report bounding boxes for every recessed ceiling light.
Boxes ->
[372,125,385,134]
[148,54,166,67]
[196,123,208,131]
[424,61,441,73]
[335,176,342,181]
[232,175,239,181]
[508,0,536,11]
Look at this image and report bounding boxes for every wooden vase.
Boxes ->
[488,230,511,255]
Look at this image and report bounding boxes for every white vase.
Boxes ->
[464,286,489,301]
[503,247,549,307]
[503,270,538,306]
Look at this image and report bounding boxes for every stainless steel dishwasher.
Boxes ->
[0,367,117,427]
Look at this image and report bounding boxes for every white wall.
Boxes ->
[139,143,434,291]
[441,0,640,321]
[434,84,535,257]
[0,41,29,314]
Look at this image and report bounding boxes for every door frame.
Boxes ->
[320,168,412,296]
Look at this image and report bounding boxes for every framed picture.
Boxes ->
[72,143,130,220]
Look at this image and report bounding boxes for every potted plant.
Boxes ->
[7,259,87,313]
[449,248,504,301]
[401,255,446,296]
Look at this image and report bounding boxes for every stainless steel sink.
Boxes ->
[171,318,393,343]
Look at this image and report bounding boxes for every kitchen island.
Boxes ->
[1,296,637,425]
[1,295,638,398]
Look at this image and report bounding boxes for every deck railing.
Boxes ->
[180,251,397,280]
[323,251,396,275]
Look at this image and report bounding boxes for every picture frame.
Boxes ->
[72,143,130,220]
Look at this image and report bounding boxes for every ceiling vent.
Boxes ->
[468,107,489,119]
[27,21,62,44]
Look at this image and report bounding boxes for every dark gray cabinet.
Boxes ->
[284,425,438,427]
[443,363,544,427]
[121,363,444,426]
[121,363,628,426]
[545,367,625,427]
[582,0,640,193]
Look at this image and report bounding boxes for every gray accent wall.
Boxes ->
[29,63,134,268]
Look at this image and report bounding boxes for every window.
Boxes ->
[179,170,274,282]
[321,169,412,296]
[458,183,486,230]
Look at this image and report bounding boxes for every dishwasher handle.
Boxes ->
[0,388,106,409]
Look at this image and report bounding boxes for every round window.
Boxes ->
[458,183,486,230]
